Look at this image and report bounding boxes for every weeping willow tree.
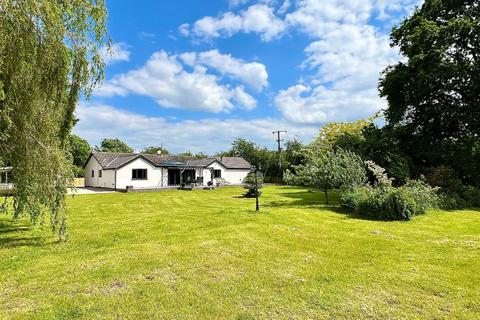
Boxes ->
[0,1,108,239]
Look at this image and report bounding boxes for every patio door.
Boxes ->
[168,169,180,185]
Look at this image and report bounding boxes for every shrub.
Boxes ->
[424,166,463,193]
[433,185,480,210]
[243,172,263,198]
[459,185,480,207]
[340,180,439,220]
[340,186,371,212]
[438,193,466,210]
[402,180,439,212]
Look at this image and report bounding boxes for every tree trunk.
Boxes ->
[324,188,329,205]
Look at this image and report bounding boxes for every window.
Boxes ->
[132,169,147,180]
[99,170,102,178]
[213,169,222,178]
[91,170,94,178]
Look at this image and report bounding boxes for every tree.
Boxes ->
[193,152,208,159]
[360,124,411,185]
[177,151,194,157]
[142,146,170,155]
[0,0,108,238]
[289,148,367,204]
[227,138,280,181]
[311,116,376,153]
[68,134,91,177]
[177,151,207,159]
[229,138,260,165]
[379,0,480,186]
[96,138,133,153]
[243,172,263,198]
[283,139,306,174]
[69,134,91,167]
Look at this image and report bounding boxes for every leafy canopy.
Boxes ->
[96,138,133,153]
[379,0,480,185]
[311,116,377,153]
[142,146,170,155]
[69,134,91,167]
[287,148,367,204]
[0,0,108,238]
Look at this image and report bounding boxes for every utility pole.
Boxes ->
[272,130,287,173]
[254,166,259,212]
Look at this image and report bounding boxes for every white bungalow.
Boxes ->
[83,152,251,190]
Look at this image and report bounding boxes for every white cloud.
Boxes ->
[277,0,291,14]
[178,0,419,124]
[285,0,373,37]
[74,103,317,153]
[275,84,383,124]
[181,50,268,91]
[96,51,254,113]
[234,86,257,109]
[187,4,286,41]
[178,23,190,36]
[303,24,399,88]
[96,50,264,112]
[273,0,413,124]
[179,52,197,66]
[100,42,130,65]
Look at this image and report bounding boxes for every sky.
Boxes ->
[74,0,421,154]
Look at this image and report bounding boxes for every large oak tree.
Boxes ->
[379,0,480,185]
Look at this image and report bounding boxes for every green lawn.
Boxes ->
[0,186,479,319]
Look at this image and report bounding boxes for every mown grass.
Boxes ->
[0,186,479,319]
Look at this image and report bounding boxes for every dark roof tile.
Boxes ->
[89,152,251,170]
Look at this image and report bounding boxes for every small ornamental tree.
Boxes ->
[243,172,263,198]
[292,148,367,204]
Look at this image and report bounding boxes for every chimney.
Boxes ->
[220,156,223,163]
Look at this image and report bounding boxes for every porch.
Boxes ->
[165,166,214,187]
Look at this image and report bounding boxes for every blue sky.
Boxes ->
[75,0,420,153]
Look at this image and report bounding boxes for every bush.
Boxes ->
[437,193,466,210]
[436,185,480,209]
[340,180,439,220]
[424,166,463,193]
[402,180,440,212]
[340,186,371,212]
[459,185,480,207]
[243,172,263,198]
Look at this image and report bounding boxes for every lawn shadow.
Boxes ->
[262,189,396,222]
[0,236,47,248]
[0,223,31,235]
[263,190,341,210]
[0,220,51,249]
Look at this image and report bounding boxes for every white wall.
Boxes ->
[223,169,250,185]
[115,158,164,189]
[84,157,115,188]
[207,162,249,185]
[85,156,249,189]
